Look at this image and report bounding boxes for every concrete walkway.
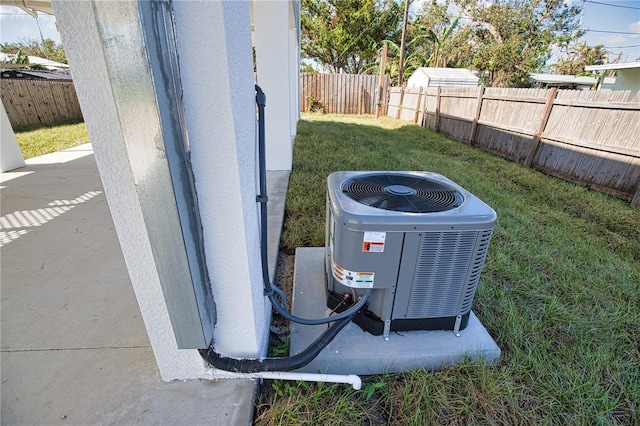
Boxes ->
[1,145,287,425]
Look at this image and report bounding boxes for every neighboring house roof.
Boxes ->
[584,61,640,98]
[407,67,479,88]
[531,73,615,88]
[1,69,72,80]
[585,61,640,71]
[0,0,53,17]
[0,53,69,70]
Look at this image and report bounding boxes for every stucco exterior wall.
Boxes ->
[52,0,280,380]
[172,0,270,359]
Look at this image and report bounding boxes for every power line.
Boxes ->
[585,29,640,35]
[604,44,640,48]
[584,0,640,10]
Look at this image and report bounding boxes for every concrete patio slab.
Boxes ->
[289,247,501,375]
[1,145,288,425]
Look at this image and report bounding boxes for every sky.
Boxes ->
[1,0,639,64]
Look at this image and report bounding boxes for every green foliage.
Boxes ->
[1,38,67,64]
[362,39,425,86]
[306,95,325,113]
[269,339,290,357]
[301,0,403,74]
[3,49,29,64]
[307,0,583,88]
[271,380,309,397]
[14,120,88,159]
[0,49,49,70]
[362,380,386,401]
[451,0,583,86]
[260,114,640,425]
[553,42,609,75]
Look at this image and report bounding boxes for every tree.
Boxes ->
[301,0,403,74]
[362,39,426,85]
[408,2,472,69]
[553,42,608,75]
[0,38,67,63]
[453,0,583,87]
[362,2,473,85]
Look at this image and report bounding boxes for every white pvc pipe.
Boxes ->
[208,369,362,390]
[254,371,362,390]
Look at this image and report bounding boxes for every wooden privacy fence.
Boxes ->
[300,73,389,115]
[1,79,83,127]
[388,86,640,206]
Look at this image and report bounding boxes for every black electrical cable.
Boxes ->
[199,314,354,373]
[255,84,371,325]
[199,85,368,372]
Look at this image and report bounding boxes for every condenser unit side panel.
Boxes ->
[455,229,494,315]
[390,232,421,320]
[394,230,482,319]
[330,221,404,290]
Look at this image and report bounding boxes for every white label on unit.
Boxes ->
[362,231,386,253]
[332,260,374,288]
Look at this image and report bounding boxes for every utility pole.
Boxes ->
[375,44,388,119]
[397,0,410,87]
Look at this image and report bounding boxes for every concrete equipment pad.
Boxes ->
[289,247,501,375]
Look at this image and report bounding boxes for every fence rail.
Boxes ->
[300,73,389,115]
[388,86,640,206]
[1,79,83,127]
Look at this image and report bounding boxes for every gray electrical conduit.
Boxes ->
[198,86,369,388]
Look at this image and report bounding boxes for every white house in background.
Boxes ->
[407,67,479,88]
[585,61,640,98]
[530,73,616,91]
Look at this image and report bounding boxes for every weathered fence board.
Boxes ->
[300,73,389,115]
[1,79,83,127]
[388,85,640,206]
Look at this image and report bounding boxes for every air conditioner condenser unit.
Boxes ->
[325,171,497,339]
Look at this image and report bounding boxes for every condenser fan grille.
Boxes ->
[342,173,463,213]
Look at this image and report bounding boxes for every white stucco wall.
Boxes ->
[172,0,270,358]
[0,102,25,172]
[53,0,273,379]
[52,0,208,380]
[253,0,298,171]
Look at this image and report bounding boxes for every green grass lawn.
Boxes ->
[13,120,88,159]
[256,114,640,425]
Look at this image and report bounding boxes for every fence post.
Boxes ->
[525,87,558,167]
[632,184,640,208]
[383,76,390,116]
[396,87,404,120]
[420,89,429,127]
[469,86,485,145]
[375,44,388,119]
[434,87,441,132]
[413,87,423,124]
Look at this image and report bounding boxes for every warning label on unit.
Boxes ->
[362,231,386,253]
[331,260,375,288]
